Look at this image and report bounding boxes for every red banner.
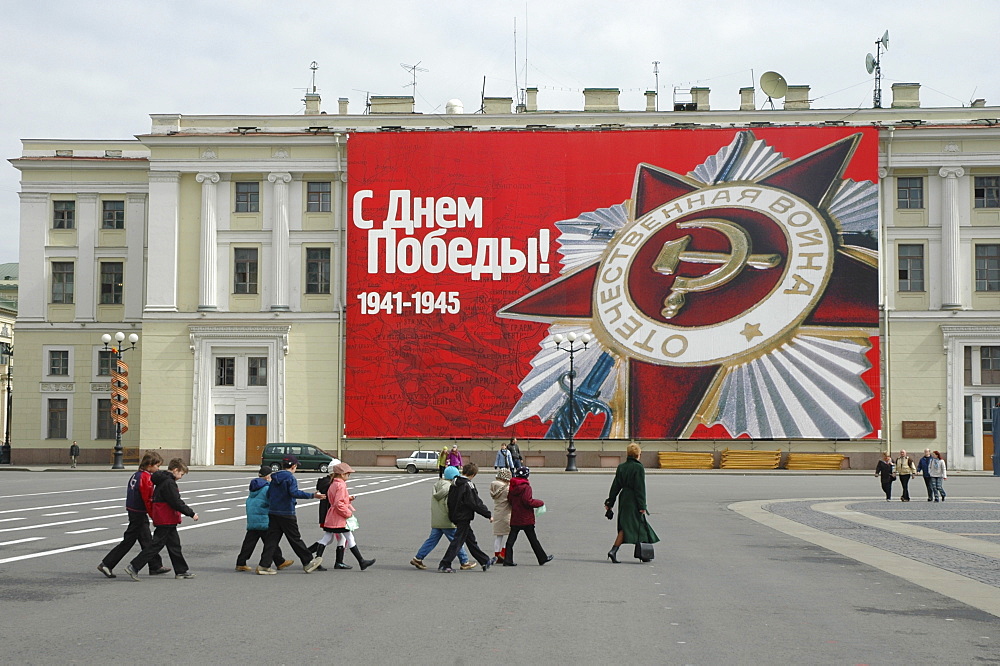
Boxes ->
[346,127,880,440]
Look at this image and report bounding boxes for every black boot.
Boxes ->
[334,546,352,570]
[314,544,327,571]
[350,545,375,571]
[308,542,319,554]
[502,545,516,566]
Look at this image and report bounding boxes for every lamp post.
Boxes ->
[102,332,138,470]
[1,342,11,465]
[551,332,592,472]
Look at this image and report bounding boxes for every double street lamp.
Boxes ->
[551,332,592,472]
[102,332,138,470]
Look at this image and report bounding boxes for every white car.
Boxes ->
[396,450,439,474]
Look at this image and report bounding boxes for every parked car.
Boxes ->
[396,450,439,474]
[262,443,338,473]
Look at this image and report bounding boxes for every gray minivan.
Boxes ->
[261,443,337,473]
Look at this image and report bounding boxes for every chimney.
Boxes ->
[583,88,620,112]
[972,98,987,108]
[645,90,657,112]
[525,87,538,112]
[891,83,921,108]
[303,92,322,115]
[691,87,710,111]
[338,98,350,115]
[369,95,415,114]
[784,85,810,110]
[740,87,755,111]
[482,97,512,114]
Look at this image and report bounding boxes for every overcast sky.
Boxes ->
[2,0,998,265]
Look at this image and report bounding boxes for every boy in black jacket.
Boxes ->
[125,459,199,580]
[438,462,494,573]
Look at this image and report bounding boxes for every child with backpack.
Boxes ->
[125,458,199,580]
[236,465,292,572]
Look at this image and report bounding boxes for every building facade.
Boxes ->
[9,84,1000,469]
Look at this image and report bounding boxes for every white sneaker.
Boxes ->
[304,557,323,573]
[255,566,277,575]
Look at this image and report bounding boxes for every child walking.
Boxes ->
[438,462,494,573]
[410,466,474,570]
[490,468,512,563]
[125,458,199,580]
[98,451,169,578]
[256,455,325,574]
[503,467,553,567]
[314,462,375,570]
[236,465,292,572]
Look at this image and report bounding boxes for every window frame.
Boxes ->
[99,261,124,305]
[897,243,925,292]
[235,182,260,213]
[101,200,125,229]
[305,247,331,294]
[96,398,115,439]
[896,177,924,210]
[248,356,268,386]
[47,398,68,439]
[53,200,76,229]
[974,176,1000,209]
[975,243,1000,292]
[215,357,236,386]
[49,350,70,376]
[51,262,75,304]
[233,248,258,294]
[306,181,332,212]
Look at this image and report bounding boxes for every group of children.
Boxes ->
[96,454,551,580]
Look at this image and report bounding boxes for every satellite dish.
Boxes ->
[880,30,889,49]
[866,53,876,74]
[760,71,788,99]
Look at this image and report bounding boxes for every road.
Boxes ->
[1,469,998,665]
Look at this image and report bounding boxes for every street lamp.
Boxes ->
[551,332,592,472]
[1,342,11,465]
[102,331,138,470]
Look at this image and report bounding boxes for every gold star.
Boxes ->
[741,322,762,342]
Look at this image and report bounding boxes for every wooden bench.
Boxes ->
[720,449,781,469]
[657,451,716,469]
[785,453,845,470]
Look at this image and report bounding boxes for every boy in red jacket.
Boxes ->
[125,459,199,580]
[503,467,553,567]
[98,451,169,578]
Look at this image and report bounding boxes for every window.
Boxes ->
[216,357,235,386]
[234,248,258,294]
[307,182,332,212]
[97,398,115,439]
[975,176,1000,209]
[235,182,259,213]
[52,262,74,304]
[98,350,113,376]
[896,177,923,209]
[975,244,1000,291]
[102,200,125,229]
[53,201,75,229]
[47,398,68,439]
[982,347,1000,385]
[247,414,267,426]
[248,357,267,386]
[100,262,124,304]
[897,244,924,292]
[305,248,331,294]
[49,350,69,376]
[215,414,235,427]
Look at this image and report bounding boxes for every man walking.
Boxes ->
[915,448,935,502]
[895,449,916,502]
[69,441,80,468]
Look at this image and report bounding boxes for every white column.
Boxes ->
[939,166,965,310]
[196,172,220,311]
[75,193,99,322]
[17,193,49,321]
[268,172,291,311]
[145,172,181,313]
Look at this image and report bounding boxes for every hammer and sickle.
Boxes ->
[652,219,781,319]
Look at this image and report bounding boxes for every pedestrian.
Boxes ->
[255,455,325,575]
[894,449,917,502]
[503,467,553,567]
[929,450,948,502]
[437,446,449,478]
[875,452,896,501]
[916,448,935,501]
[507,436,523,469]
[410,465,475,571]
[125,458,199,580]
[490,467,512,563]
[438,462,495,573]
[97,451,170,578]
[446,445,463,469]
[306,469,337,570]
[314,462,375,571]
[604,442,659,563]
[494,442,514,470]
[236,465,293,572]
[69,440,79,468]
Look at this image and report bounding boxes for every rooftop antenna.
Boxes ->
[352,89,374,114]
[309,61,319,93]
[759,71,787,110]
[652,61,661,111]
[866,30,889,108]
[401,61,428,100]
[513,17,522,108]
[479,76,487,113]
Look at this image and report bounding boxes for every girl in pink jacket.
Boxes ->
[315,463,375,570]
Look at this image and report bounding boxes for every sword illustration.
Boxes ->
[546,352,615,440]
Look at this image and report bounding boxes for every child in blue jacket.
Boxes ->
[236,466,292,571]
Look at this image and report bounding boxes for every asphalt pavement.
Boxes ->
[1,469,998,665]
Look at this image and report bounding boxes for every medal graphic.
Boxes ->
[499,131,879,440]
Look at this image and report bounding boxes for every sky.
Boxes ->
[2,0,998,265]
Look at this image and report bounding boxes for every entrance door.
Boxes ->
[214,414,235,465]
[246,414,267,466]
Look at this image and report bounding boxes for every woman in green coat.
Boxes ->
[604,442,659,563]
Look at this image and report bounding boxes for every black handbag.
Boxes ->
[633,514,655,561]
